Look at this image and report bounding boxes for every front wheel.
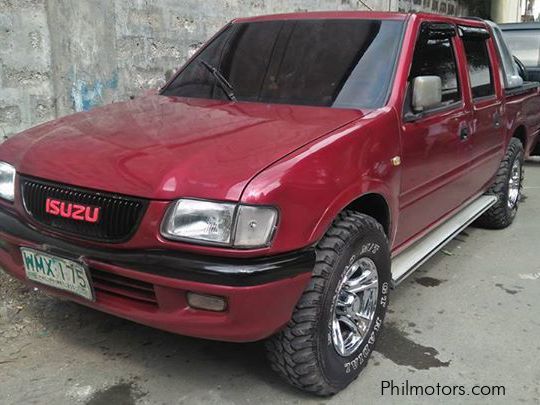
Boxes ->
[477,138,524,229]
[265,212,390,396]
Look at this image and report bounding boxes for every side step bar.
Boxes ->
[391,195,497,287]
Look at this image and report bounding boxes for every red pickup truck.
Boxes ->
[0,12,539,395]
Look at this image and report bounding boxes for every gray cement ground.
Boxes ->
[1,163,539,405]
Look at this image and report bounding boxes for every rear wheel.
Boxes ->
[265,211,390,396]
[477,138,524,229]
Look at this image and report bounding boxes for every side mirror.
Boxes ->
[412,76,442,113]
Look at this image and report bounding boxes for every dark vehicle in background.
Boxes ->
[500,22,540,82]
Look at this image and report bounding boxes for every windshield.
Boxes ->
[502,30,540,67]
[161,19,404,109]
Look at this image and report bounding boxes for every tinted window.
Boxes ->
[463,38,495,99]
[502,30,540,67]
[162,19,404,109]
[410,35,461,105]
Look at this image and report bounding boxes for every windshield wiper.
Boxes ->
[199,60,237,102]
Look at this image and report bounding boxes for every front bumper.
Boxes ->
[0,208,315,342]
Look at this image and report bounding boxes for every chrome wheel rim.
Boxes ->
[332,256,379,357]
[508,159,522,209]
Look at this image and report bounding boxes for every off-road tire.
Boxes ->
[265,211,391,396]
[476,138,524,229]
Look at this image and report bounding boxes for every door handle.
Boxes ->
[459,126,469,141]
[493,112,502,129]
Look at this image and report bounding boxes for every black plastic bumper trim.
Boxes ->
[0,208,315,286]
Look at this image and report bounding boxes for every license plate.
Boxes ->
[21,248,94,301]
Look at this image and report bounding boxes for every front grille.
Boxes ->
[21,177,147,243]
[91,268,158,307]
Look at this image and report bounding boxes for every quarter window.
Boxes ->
[463,38,495,99]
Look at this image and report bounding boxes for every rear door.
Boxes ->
[458,26,506,191]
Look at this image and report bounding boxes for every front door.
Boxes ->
[395,22,473,249]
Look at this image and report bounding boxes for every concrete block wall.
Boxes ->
[0,0,54,140]
[1,0,469,140]
[397,0,468,15]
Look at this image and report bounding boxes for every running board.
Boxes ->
[391,195,497,287]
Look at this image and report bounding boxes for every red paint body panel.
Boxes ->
[1,12,540,341]
[241,107,401,249]
[0,96,364,201]
[505,91,540,158]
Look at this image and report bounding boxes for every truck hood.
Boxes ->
[1,95,366,200]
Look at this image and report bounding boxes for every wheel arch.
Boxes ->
[512,125,527,150]
[344,193,391,236]
[310,186,395,246]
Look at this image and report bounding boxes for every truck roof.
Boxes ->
[233,11,408,23]
[234,11,488,28]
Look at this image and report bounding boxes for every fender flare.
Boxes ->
[308,178,398,246]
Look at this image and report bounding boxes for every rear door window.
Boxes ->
[462,38,495,99]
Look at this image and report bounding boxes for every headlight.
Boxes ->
[161,199,236,244]
[0,162,15,202]
[161,199,278,248]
